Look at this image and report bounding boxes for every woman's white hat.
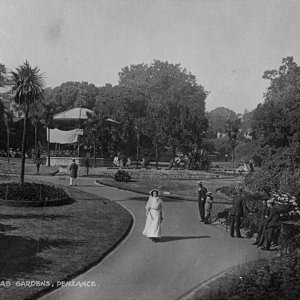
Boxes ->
[149,189,159,196]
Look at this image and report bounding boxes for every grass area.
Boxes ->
[0,158,59,176]
[96,169,241,202]
[0,179,132,300]
[96,169,241,224]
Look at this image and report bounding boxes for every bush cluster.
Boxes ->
[227,252,300,300]
[113,170,131,182]
[0,182,69,201]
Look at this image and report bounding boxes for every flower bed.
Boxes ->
[0,182,74,207]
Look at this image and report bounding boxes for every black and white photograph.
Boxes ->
[1,0,300,299]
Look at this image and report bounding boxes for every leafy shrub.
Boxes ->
[280,222,300,253]
[227,252,300,300]
[113,170,131,182]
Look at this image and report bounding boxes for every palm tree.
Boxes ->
[10,61,44,184]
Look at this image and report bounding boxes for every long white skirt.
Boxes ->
[142,209,161,238]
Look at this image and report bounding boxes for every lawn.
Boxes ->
[96,168,242,202]
[0,178,132,300]
[0,158,59,176]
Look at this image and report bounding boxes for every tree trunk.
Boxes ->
[155,142,158,169]
[6,129,10,163]
[47,127,50,166]
[232,147,235,166]
[20,102,29,184]
[34,124,38,151]
[93,138,96,168]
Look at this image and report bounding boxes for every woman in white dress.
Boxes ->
[142,189,163,242]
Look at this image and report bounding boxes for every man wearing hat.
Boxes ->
[69,159,78,186]
[253,199,270,246]
[197,181,207,222]
[229,187,247,238]
[261,198,281,251]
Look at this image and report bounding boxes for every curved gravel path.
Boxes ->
[32,175,273,300]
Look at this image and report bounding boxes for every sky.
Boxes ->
[1,0,300,113]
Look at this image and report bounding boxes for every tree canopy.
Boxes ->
[118,60,208,155]
[207,107,237,137]
[252,56,300,150]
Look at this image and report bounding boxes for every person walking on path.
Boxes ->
[69,159,78,186]
[142,189,163,242]
[229,188,247,238]
[253,199,270,246]
[197,181,207,222]
[261,199,281,251]
[204,192,213,224]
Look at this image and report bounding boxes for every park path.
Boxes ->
[29,175,273,300]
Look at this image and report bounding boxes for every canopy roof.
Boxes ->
[53,107,94,120]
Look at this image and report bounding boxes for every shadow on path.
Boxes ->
[158,235,210,242]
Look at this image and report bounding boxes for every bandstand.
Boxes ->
[46,107,111,167]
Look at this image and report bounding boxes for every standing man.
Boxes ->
[84,155,90,176]
[261,199,281,251]
[69,159,78,186]
[229,187,247,238]
[253,199,269,246]
[197,181,207,222]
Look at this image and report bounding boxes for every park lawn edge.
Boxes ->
[29,180,134,300]
[30,216,134,300]
[0,178,133,300]
[96,178,190,201]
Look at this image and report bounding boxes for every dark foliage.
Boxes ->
[113,170,131,182]
[0,182,70,201]
[227,252,300,300]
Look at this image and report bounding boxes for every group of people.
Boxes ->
[229,188,281,251]
[252,198,281,250]
[0,148,26,158]
[142,181,281,251]
[113,156,132,168]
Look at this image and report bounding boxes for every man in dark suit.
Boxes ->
[197,181,207,222]
[229,188,247,238]
[261,199,281,251]
[253,199,270,246]
[69,159,78,186]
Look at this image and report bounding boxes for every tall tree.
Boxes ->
[252,56,300,150]
[207,107,237,138]
[10,61,44,184]
[118,60,208,158]
[0,63,8,87]
[225,117,241,164]
[49,81,99,113]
